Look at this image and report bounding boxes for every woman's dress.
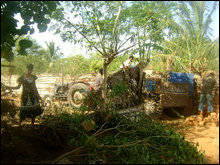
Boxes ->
[17,74,43,119]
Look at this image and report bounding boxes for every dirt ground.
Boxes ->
[184,125,219,164]
[161,108,219,164]
[184,112,219,164]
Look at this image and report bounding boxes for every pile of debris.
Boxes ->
[86,67,143,111]
[82,68,166,124]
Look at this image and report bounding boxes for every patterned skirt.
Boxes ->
[20,94,43,119]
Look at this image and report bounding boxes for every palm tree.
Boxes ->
[178,1,218,39]
[163,1,218,74]
[45,41,62,63]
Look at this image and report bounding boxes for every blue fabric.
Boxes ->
[169,72,194,96]
[145,80,156,91]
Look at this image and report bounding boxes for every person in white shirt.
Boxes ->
[120,56,135,69]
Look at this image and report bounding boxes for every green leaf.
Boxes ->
[6,1,19,14]
[20,11,32,21]
[4,51,14,62]
[20,25,30,35]
[47,2,57,12]
[43,6,50,14]
[5,34,15,47]
[44,19,50,24]
[1,45,14,62]
[1,1,58,62]
[33,14,43,23]
[19,39,33,49]
[17,48,27,56]
[37,23,47,32]
[30,28,35,34]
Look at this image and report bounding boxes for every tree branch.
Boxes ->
[116,21,151,52]
[90,2,107,56]
[112,1,123,52]
[61,17,103,55]
[117,34,135,52]
[100,135,175,148]
[51,146,85,164]
[116,43,138,56]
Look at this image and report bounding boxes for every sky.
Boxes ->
[15,2,219,58]
[211,6,219,39]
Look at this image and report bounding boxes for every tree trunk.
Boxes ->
[8,62,13,86]
[122,65,128,109]
[102,63,108,112]
[138,62,144,96]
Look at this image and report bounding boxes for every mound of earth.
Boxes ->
[161,109,219,164]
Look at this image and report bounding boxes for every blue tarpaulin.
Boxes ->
[145,80,156,91]
[169,72,194,96]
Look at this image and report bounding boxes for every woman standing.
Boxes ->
[6,64,43,126]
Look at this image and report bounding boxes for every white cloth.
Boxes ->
[120,59,132,69]
[95,73,103,89]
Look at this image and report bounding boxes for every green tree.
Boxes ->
[208,37,219,71]
[26,39,47,57]
[1,55,49,76]
[13,36,47,57]
[1,36,49,79]
[47,55,90,76]
[162,1,218,74]
[1,1,58,61]
[44,41,63,71]
[51,1,175,112]
[123,1,175,94]
[51,1,137,112]
[125,1,175,60]
[45,41,63,63]
[87,52,103,73]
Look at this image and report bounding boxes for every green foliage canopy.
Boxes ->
[157,1,219,73]
[1,1,58,61]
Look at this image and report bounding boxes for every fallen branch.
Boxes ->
[52,121,122,164]
[51,146,84,164]
[100,135,179,148]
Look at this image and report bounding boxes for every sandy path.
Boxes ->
[183,125,219,164]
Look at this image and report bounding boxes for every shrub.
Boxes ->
[51,111,205,164]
